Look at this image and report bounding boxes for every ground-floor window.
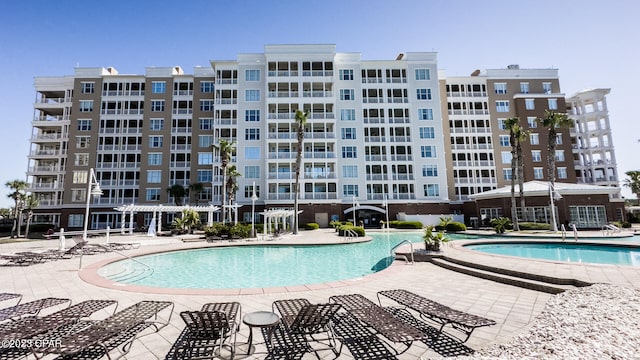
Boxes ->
[569,205,607,228]
[516,207,555,223]
[480,208,502,225]
[68,214,84,227]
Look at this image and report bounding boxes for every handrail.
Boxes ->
[560,224,567,241]
[390,240,414,264]
[105,249,154,282]
[571,223,578,241]
[601,224,621,236]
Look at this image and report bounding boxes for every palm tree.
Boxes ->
[225,165,241,224]
[624,170,640,204]
[213,139,234,223]
[514,123,529,223]
[22,194,39,239]
[505,118,520,231]
[167,184,187,206]
[293,109,309,235]
[181,208,201,234]
[189,182,204,205]
[5,179,28,238]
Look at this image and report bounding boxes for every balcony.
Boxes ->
[363,117,385,124]
[268,133,294,140]
[268,172,294,179]
[268,152,294,159]
[268,91,300,98]
[392,174,414,181]
[304,172,336,179]
[170,144,192,151]
[302,192,338,200]
[170,161,191,168]
[305,132,335,139]
[390,155,412,161]
[215,119,237,126]
[365,136,386,143]
[303,151,336,159]
[301,70,333,77]
[388,117,409,124]
[215,99,237,105]
[32,115,70,125]
[267,193,293,200]
[172,109,193,115]
[365,155,388,162]
[171,127,192,134]
[29,149,65,157]
[27,165,62,173]
[31,133,64,142]
[366,174,388,181]
[302,91,333,98]
[267,71,299,77]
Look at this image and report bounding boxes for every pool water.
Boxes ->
[99,232,431,289]
[466,243,640,266]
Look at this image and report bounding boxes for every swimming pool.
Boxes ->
[465,242,640,266]
[98,232,429,289]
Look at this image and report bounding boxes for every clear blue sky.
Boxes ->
[1,0,638,207]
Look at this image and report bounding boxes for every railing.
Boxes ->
[601,224,621,236]
[344,229,357,242]
[390,240,414,264]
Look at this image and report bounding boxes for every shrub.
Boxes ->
[518,222,551,230]
[303,222,320,230]
[229,223,250,238]
[204,222,230,237]
[622,221,632,228]
[338,225,365,237]
[490,217,511,234]
[387,220,423,229]
[423,225,449,251]
[445,221,467,232]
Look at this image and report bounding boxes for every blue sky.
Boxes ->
[1,0,638,207]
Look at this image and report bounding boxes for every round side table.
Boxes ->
[242,311,280,354]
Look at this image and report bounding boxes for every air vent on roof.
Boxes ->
[507,64,520,69]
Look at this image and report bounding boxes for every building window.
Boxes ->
[152,81,166,93]
[548,98,558,110]
[71,189,86,203]
[79,100,93,112]
[497,118,507,130]
[198,170,212,183]
[503,169,513,180]
[501,151,512,164]
[341,146,357,158]
[245,147,260,160]
[499,135,510,147]
[68,213,84,226]
[150,118,164,131]
[198,152,213,165]
[199,118,213,130]
[72,171,88,184]
[198,135,213,148]
[530,133,539,145]
[496,101,509,112]
[200,100,214,111]
[340,109,356,121]
[200,81,214,93]
[81,82,94,94]
[341,128,356,140]
[76,136,90,149]
[418,108,433,120]
[74,153,89,166]
[556,133,563,145]
[245,69,260,81]
[342,165,358,178]
[416,88,432,100]
[245,110,260,122]
[244,166,260,179]
[339,69,354,80]
[558,167,568,179]
[520,82,529,94]
[77,119,92,131]
[494,83,507,94]
[419,127,435,139]
[420,145,436,158]
[422,165,438,177]
[555,150,565,162]
[148,153,162,166]
[245,128,260,140]
[146,188,161,201]
[525,99,535,110]
[147,170,162,183]
[543,82,552,94]
[533,167,544,179]
[340,89,355,100]
[151,100,165,112]
[415,68,430,80]
[244,185,260,198]
[531,150,542,162]
[424,184,440,197]
[245,89,260,101]
[527,116,537,128]
[149,136,163,148]
[343,184,359,197]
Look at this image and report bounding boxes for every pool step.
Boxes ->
[430,257,591,294]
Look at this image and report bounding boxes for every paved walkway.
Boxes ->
[1,228,638,359]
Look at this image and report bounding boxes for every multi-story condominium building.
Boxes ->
[26,45,621,230]
[566,88,618,187]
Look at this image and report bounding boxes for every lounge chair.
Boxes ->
[0,293,21,307]
[0,297,70,323]
[33,300,173,360]
[331,312,397,360]
[165,302,241,360]
[0,252,47,266]
[377,289,496,343]
[329,294,428,355]
[271,298,342,358]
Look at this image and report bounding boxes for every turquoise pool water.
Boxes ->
[466,243,640,266]
[98,232,431,289]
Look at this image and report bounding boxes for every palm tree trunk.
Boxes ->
[25,212,32,239]
[510,150,519,231]
[221,170,226,223]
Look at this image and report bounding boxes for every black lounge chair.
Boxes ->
[329,294,429,355]
[377,289,496,343]
[271,298,343,358]
[0,252,47,266]
[0,297,70,323]
[0,293,21,307]
[165,302,241,360]
[331,312,397,360]
[33,300,173,360]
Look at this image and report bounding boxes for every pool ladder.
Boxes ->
[106,249,154,283]
[390,240,414,264]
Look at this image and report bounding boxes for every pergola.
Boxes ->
[113,204,220,235]
[260,208,301,236]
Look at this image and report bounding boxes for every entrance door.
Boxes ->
[315,212,329,227]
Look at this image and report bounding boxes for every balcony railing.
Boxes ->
[31,133,64,141]
[268,172,294,179]
[302,192,338,200]
[267,152,295,159]
[304,172,336,179]
[303,151,336,159]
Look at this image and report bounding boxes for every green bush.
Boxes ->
[622,221,632,228]
[518,222,551,230]
[303,222,320,230]
[387,220,423,229]
[204,222,230,237]
[445,221,467,232]
[338,225,365,237]
[490,217,512,234]
[229,223,251,238]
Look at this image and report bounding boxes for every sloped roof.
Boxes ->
[114,204,220,213]
[469,181,620,200]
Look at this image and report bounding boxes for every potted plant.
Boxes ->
[423,225,449,252]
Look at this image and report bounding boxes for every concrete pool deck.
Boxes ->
[1,228,639,359]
